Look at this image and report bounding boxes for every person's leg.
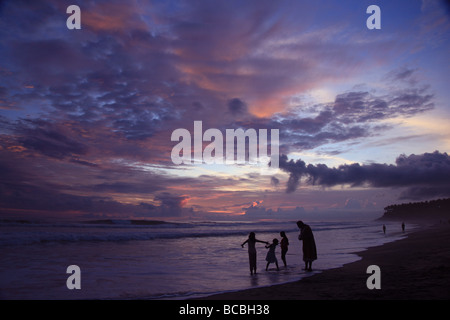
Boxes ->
[249,253,256,275]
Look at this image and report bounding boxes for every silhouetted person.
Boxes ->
[402,222,405,232]
[297,221,317,271]
[280,231,289,267]
[383,224,386,234]
[241,232,269,275]
[265,238,279,271]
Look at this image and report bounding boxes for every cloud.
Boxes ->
[279,151,450,200]
[0,0,446,220]
[384,66,419,86]
[226,79,434,156]
[0,160,190,217]
[315,86,433,125]
[0,166,129,214]
[0,141,194,217]
[242,202,306,220]
[91,181,161,194]
[153,192,190,216]
[227,98,248,116]
[399,186,450,200]
[0,0,435,152]
[81,1,148,33]
[16,119,88,160]
[270,176,280,187]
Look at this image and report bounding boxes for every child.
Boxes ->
[280,231,289,267]
[265,238,279,271]
[241,232,269,275]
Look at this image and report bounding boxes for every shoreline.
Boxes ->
[199,222,450,300]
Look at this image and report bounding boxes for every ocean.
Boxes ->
[0,218,412,300]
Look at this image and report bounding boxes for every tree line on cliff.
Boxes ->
[382,198,450,220]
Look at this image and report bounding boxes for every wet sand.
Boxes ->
[202,222,450,300]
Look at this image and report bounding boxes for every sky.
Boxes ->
[0,0,449,221]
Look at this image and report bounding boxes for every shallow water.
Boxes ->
[0,219,412,299]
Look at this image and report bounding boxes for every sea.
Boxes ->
[0,218,413,300]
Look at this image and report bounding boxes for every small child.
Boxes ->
[265,238,279,271]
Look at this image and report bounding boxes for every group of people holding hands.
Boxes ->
[241,221,317,275]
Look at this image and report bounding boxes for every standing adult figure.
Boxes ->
[297,220,317,271]
[241,232,269,275]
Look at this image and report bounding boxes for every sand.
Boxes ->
[202,222,450,300]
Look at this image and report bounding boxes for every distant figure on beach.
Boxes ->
[383,224,386,234]
[280,231,289,267]
[402,222,405,232]
[297,221,317,271]
[241,232,269,275]
[265,239,279,271]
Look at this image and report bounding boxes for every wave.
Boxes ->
[0,218,186,230]
[0,229,250,246]
[82,219,178,226]
[0,218,296,229]
[0,222,299,246]
[0,219,374,246]
[0,219,40,225]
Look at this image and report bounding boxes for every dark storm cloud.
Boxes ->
[227,98,248,116]
[91,181,162,194]
[15,119,88,159]
[443,0,450,14]
[0,183,125,214]
[0,153,122,213]
[0,149,193,216]
[153,192,190,217]
[399,186,450,200]
[270,176,280,187]
[0,179,185,217]
[279,151,450,200]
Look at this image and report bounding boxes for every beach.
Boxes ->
[1,219,400,300]
[202,222,450,300]
[1,219,448,300]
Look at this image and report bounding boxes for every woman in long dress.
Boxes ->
[297,221,317,271]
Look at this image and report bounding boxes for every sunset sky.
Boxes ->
[0,0,449,221]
